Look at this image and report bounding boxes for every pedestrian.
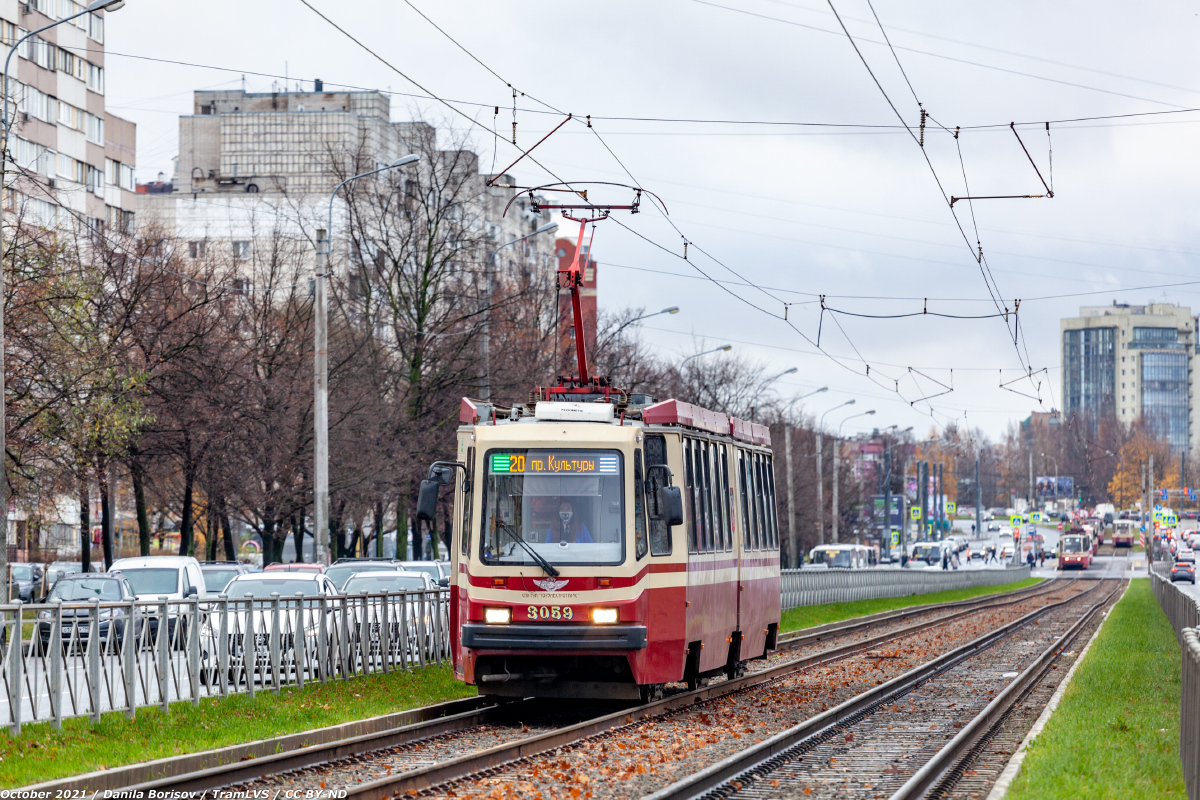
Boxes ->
[942,549,949,570]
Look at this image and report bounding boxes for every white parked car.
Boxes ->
[199,572,340,684]
[109,555,210,645]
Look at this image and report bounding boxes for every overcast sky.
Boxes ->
[106,0,1200,441]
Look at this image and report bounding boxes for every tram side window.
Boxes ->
[460,446,475,556]
[634,450,649,560]
[701,442,715,553]
[752,453,766,550]
[758,454,773,549]
[644,434,672,556]
[738,451,753,551]
[764,454,779,549]
[685,439,699,554]
[715,445,728,551]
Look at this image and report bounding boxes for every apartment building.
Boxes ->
[1061,302,1197,453]
[2,0,135,232]
[137,85,558,280]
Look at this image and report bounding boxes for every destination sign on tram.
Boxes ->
[489,451,620,475]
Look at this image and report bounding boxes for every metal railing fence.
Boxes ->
[0,589,449,735]
[780,565,1031,610]
[1150,562,1200,800]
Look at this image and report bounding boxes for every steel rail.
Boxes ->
[639,579,1112,800]
[110,577,1062,795]
[777,574,1057,648]
[336,580,1083,799]
[890,579,1121,799]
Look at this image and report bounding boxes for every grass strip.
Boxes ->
[1007,578,1185,799]
[0,664,474,788]
[780,576,1042,632]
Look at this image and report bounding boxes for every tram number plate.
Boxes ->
[526,605,574,621]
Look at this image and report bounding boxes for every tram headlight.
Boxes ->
[591,607,618,625]
[483,607,511,625]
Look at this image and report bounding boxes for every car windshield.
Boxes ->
[399,563,441,581]
[120,568,179,595]
[809,548,854,568]
[50,578,121,601]
[326,564,396,589]
[202,569,241,592]
[481,449,625,567]
[344,575,428,593]
[1062,537,1085,553]
[11,565,34,580]
[913,544,940,559]
[227,578,324,598]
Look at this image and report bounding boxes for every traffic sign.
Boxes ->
[1030,512,1042,523]
[1162,489,1169,501]
[910,507,921,520]
[1168,515,1178,526]
[1154,510,1165,522]
[946,502,957,515]
[1156,503,1163,512]
[1010,515,1022,527]
[891,530,900,547]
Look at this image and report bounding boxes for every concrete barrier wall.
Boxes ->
[780,565,1032,611]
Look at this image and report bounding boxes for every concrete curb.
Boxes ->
[24,695,491,793]
[985,578,1132,800]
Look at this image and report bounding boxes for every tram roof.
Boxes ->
[459,397,772,447]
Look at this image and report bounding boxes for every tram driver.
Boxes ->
[547,500,594,543]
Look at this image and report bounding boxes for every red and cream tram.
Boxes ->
[419,397,782,700]
[418,206,782,700]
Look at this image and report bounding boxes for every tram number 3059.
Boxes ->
[527,605,574,621]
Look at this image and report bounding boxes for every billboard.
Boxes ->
[870,495,903,527]
[1036,476,1074,498]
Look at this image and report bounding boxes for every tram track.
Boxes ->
[99,577,1073,798]
[645,578,1122,800]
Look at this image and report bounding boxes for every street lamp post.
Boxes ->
[816,399,854,547]
[481,221,559,400]
[782,387,827,567]
[608,305,679,383]
[679,344,732,369]
[314,154,419,566]
[0,0,126,594]
[750,367,798,422]
[832,409,875,543]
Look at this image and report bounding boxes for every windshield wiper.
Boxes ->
[499,524,559,578]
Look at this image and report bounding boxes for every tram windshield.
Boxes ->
[809,547,856,568]
[1061,536,1085,553]
[481,449,625,567]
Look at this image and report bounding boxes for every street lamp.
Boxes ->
[314,154,420,566]
[781,386,828,568]
[481,221,559,400]
[608,305,680,383]
[679,344,732,369]
[832,410,875,542]
[751,367,798,422]
[0,0,127,586]
[815,399,855,547]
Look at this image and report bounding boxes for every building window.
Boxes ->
[86,165,103,196]
[233,278,250,296]
[87,12,104,43]
[232,241,250,259]
[86,63,103,94]
[86,113,104,145]
[1142,351,1189,452]
[188,241,206,259]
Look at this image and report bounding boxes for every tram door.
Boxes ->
[735,448,777,660]
[682,437,738,674]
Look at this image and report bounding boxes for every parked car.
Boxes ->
[109,555,210,645]
[343,570,442,659]
[326,558,408,590]
[263,563,327,574]
[395,560,451,588]
[200,561,253,594]
[43,561,103,593]
[199,572,340,684]
[33,572,143,654]
[10,563,44,602]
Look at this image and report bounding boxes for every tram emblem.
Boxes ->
[532,578,570,592]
